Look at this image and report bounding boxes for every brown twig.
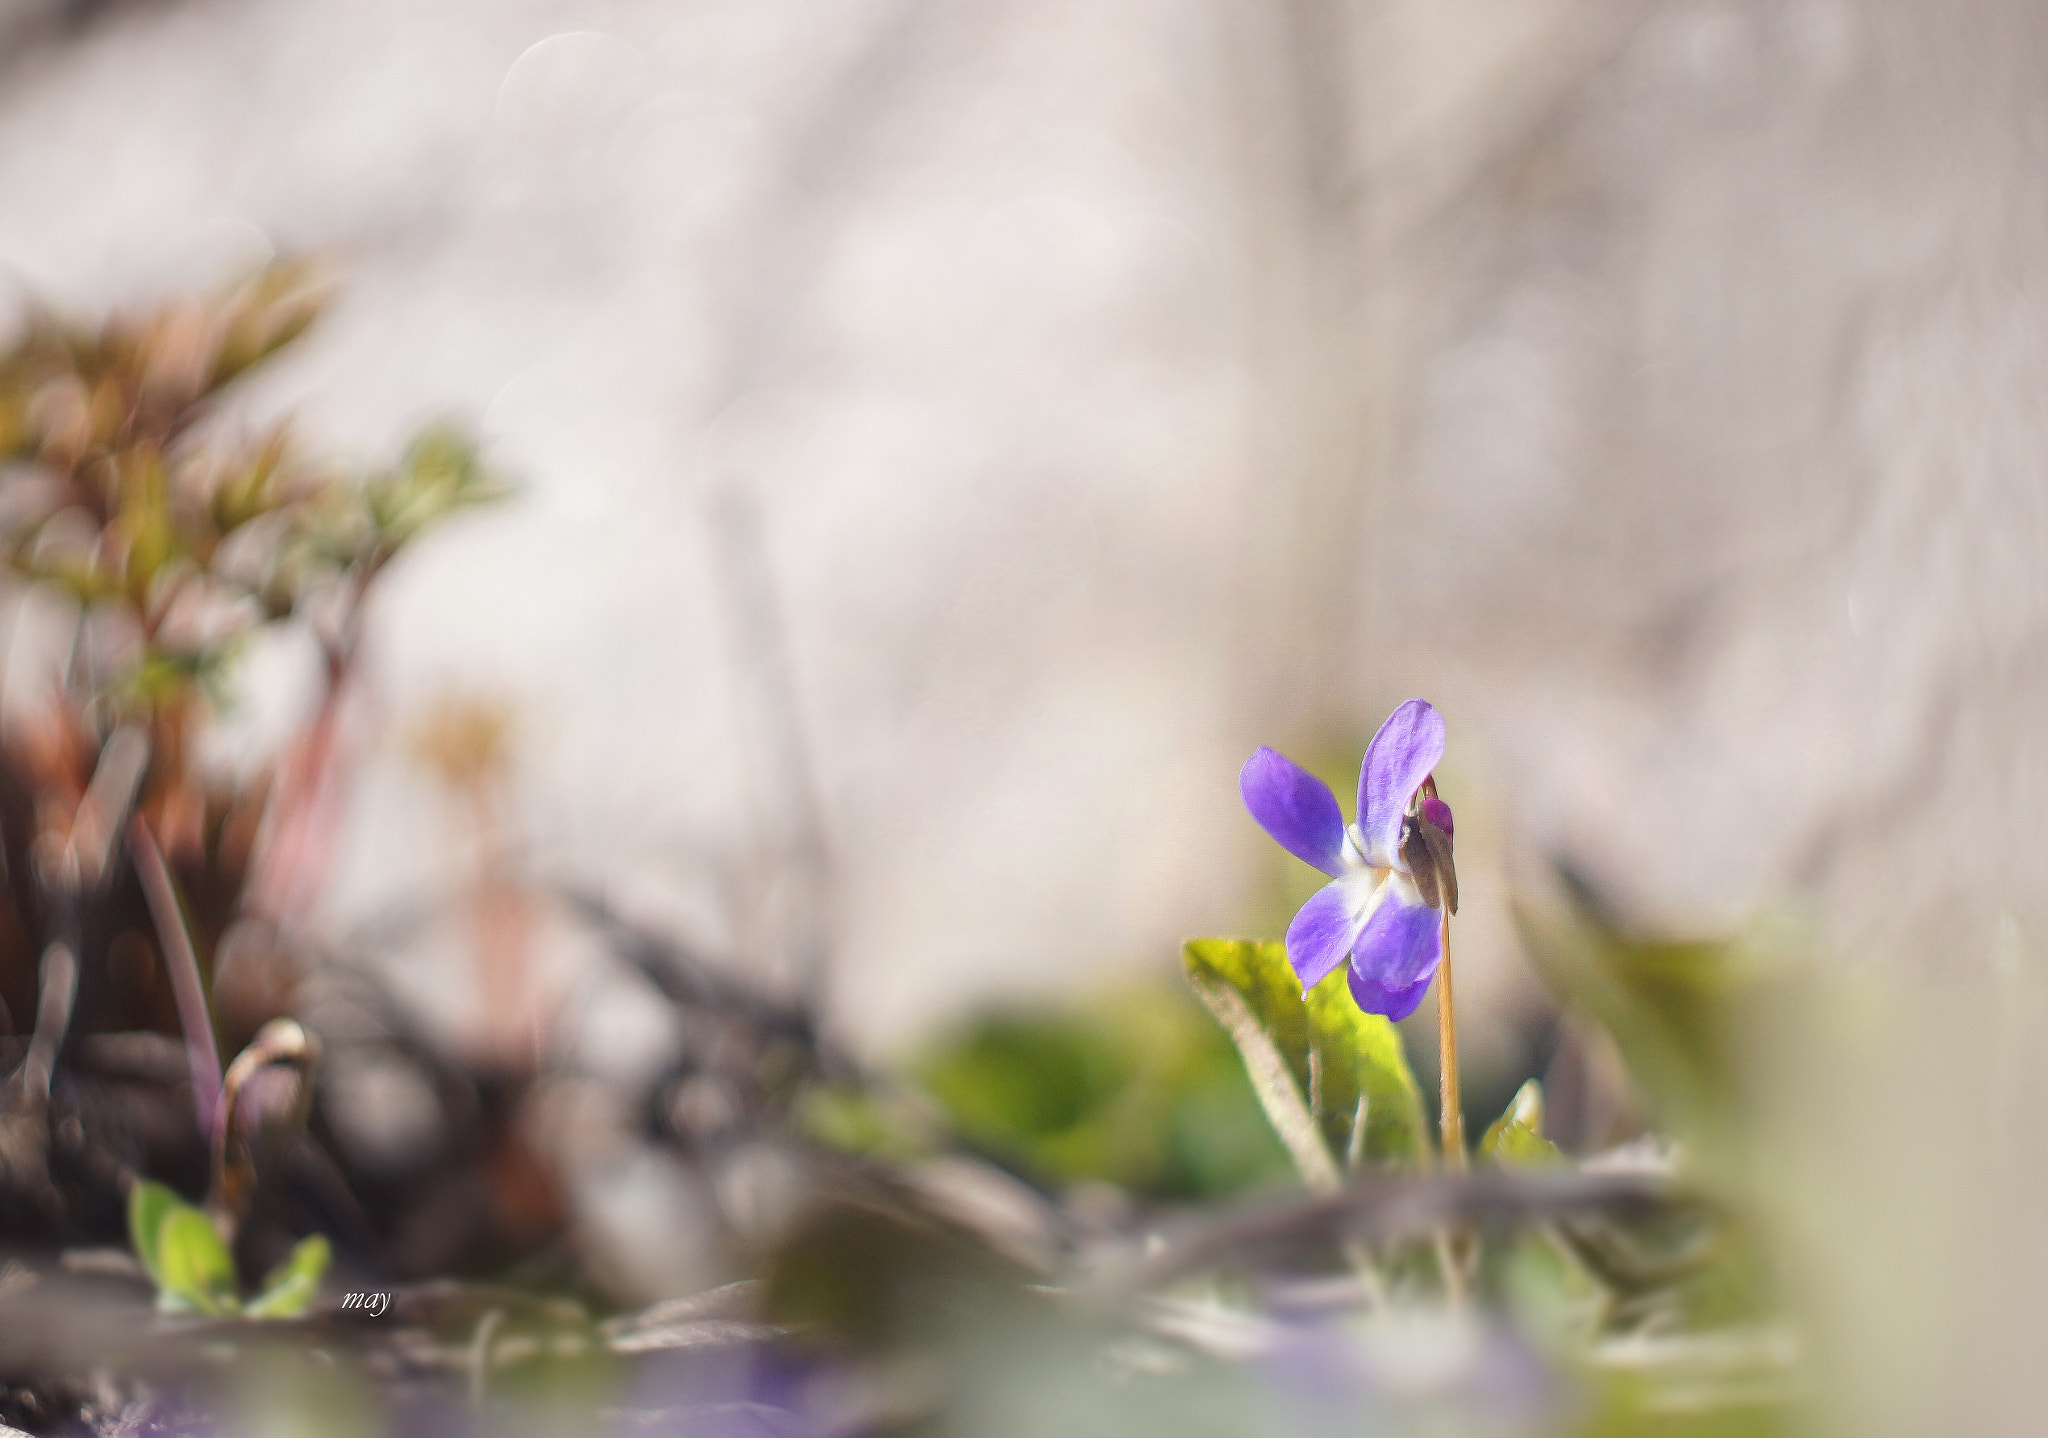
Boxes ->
[10,943,76,1114]
[1094,1167,1690,1296]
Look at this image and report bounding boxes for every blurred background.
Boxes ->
[1,0,2045,1433]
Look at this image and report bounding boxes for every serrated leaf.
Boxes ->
[244,1233,331,1319]
[1183,938,1428,1166]
[127,1180,183,1284]
[1481,1079,1564,1167]
[155,1206,239,1315]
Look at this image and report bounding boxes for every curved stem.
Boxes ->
[1437,911,1466,1170]
[130,816,223,1139]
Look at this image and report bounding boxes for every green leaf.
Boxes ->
[800,1084,923,1160]
[1183,955,1339,1190]
[916,985,1291,1200]
[1480,1079,1565,1167]
[1182,938,1428,1167]
[364,427,507,555]
[127,1180,183,1284]
[244,1234,331,1319]
[155,1206,240,1315]
[210,259,330,389]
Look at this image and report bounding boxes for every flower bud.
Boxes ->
[1399,798,1459,915]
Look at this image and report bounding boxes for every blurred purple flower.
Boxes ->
[1257,1305,1564,1438]
[1240,700,1459,1021]
[610,1346,845,1438]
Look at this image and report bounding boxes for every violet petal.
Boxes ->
[1346,874,1443,1015]
[1286,874,1384,992]
[1242,746,1347,876]
[1356,700,1445,869]
[1347,966,1436,1023]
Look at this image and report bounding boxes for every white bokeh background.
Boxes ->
[2,0,2045,1068]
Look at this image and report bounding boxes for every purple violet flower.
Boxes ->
[1240,699,1460,1021]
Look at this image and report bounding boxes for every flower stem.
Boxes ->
[1437,911,1466,1170]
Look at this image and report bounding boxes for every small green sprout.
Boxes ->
[127,1179,330,1318]
[1479,1079,1565,1168]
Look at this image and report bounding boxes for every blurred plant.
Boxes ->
[126,1017,324,1315]
[127,1176,329,1317]
[0,264,499,714]
[0,262,502,1237]
[1512,874,1791,1334]
[408,692,542,1066]
[1516,869,1792,1173]
[1480,1080,1564,1168]
[408,692,516,803]
[912,981,1293,1201]
[205,1016,319,1241]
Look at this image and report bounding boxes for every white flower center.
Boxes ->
[1341,823,1374,871]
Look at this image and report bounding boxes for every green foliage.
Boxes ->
[1181,937,1427,1165]
[365,427,507,554]
[209,260,329,387]
[1571,1334,1809,1438]
[127,1179,329,1318]
[154,1206,239,1316]
[244,1235,333,1319]
[916,982,1292,1200]
[798,1083,930,1162]
[0,262,506,731]
[1482,1079,1565,1167]
[1175,929,1775,1351]
[127,1179,180,1282]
